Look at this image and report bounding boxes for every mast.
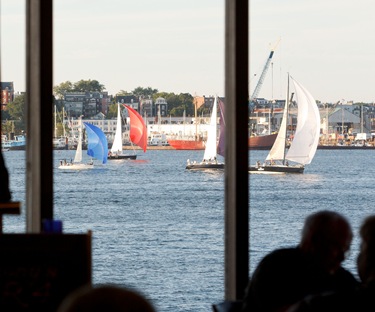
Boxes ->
[268,107,271,135]
[62,107,66,138]
[194,97,198,141]
[54,105,57,138]
[283,74,290,165]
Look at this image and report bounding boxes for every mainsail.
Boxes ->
[203,96,218,161]
[123,105,147,153]
[266,89,288,162]
[74,119,83,163]
[111,103,123,153]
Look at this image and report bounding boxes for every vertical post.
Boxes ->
[225,0,249,300]
[26,0,53,232]
[326,104,329,143]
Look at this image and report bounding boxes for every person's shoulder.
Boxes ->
[288,291,358,312]
[266,246,300,258]
[258,246,300,267]
[334,267,360,286]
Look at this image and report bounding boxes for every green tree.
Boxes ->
[53,79,106,99]
[132,86,158,98]
[1,120,14,135]
[6,93,26,132]
[116,90,132,96]
[153,92,194,117]
[0,109,10,120]
[53,81,74,99]
[74,79,105,92]
[107,103,118,119]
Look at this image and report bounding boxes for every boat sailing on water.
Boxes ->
[186,96,225,170]
[249,74,320,174]
[58,118,108,170]
[108,104,147,160]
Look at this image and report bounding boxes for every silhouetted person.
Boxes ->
[288,215,375,312]
[57,284,156,312]
[0,152,11,202]
[242,210,359,312]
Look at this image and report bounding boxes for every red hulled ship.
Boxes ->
[248,133,277,150]
[167,138,205,150]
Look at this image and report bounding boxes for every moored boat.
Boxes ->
[248,133,277,149]
[168,138,205,150]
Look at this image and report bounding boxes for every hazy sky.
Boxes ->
[1,0,374,103]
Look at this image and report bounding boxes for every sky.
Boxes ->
[1,0,375,103]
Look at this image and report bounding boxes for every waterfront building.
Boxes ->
[0,82,14,110]
[154,97,168,118]
[63,91,110,118]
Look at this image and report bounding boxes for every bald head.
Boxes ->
[57,285,156,312]
[357,215,375,283]
[300,210,352,274]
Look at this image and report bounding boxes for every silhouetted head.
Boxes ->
[300,210,352,274]
[57,284,156,312]
[357,215,375,284]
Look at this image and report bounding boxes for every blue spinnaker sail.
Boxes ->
[83,122,108,164]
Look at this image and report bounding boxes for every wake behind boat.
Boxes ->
[249,74,320,174]
[186,96,225,170]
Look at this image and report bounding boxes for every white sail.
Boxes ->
[203,96,218,161]
[74,118,83,163]
[286,77,320,165]
[111,103,123,154]
[266,85,289,162]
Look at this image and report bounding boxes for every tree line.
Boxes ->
[1,79,208,135]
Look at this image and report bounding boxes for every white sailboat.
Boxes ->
[249,74,320,174]
[59,117,93,170]
[58,117,109,170]
[108,103,137,160]
[186,96,224,170]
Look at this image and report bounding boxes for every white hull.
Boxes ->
[58,162,93,170]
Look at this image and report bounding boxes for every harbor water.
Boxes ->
[3,149,375,311]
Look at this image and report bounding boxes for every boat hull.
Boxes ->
[108,154,137,160]
[168,140,205,150]
[317,145,375,150]
[249,165,304,174]
[58,163,94,170]
[186,163,224,170]
[248,133,278,150]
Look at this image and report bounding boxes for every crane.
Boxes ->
[250,39,280,101]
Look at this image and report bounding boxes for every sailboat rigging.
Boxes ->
[123,104,147,153]
[186,96,225,170]
[249,74,320,174]
[108,103,137,160]
[58,118,108,170]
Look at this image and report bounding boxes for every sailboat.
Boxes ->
[123,104,147,152]
[108,103,137,160]
[84,122,109,164]
[167,96,206,150]
[186,96,225,170]
[58,118,108,170]
[249,74,320,174]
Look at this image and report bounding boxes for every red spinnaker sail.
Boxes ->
[123,105,147,152]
